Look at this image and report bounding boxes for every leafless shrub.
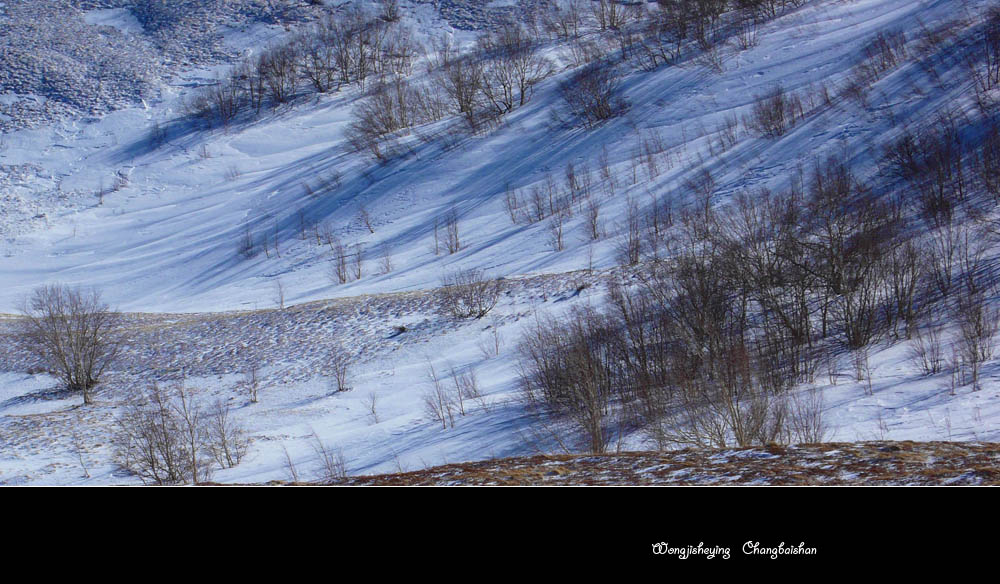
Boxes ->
[735,7,760,50]
[432,217,441,255]
[237,225,257,259]
[241,364,261,404]
[543,0,584,40]
[887,240,925,339]
[365,392,380,424]
[330,346,352,392]
[424,363,455,429]
[310,432,348,481]
[113,384,189,485]
[852,347,874,395]
[908,324,946,376]
[19,285,119,405]
[438,269,504,319]
[969,8,1000,93]
[299,29,338,94]
[585,193,603,240]
[345,76,442,160]
[615,195,642,266]
[569,37,606,68]
[787,388,830,444]
[273,279,285,310]
[113,384,235,485]
[477,319,505,359]
[378,0,401,23]
[634,0,688,69]
[454,367,484,413]
[883,116,967,229]
[592,0,630,31]
[840,74,871,108]
[330,238,349,284]
[975,120,1000,200]
[281,444,300,483]
[745,85,801,138]
[518,308,614,454]
[858,30,907,83]
[559,60,627,128]
[660,379,788,450]
[207,399,250,469]
[548,211,566,251]
[504,184,522,224]
[379,243,393,274]
[955,284,1000,390]
[713,111,739,153]
[351,243,364,280]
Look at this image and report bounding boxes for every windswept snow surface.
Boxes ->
[2,0,1000,484]
[83,8,145,36]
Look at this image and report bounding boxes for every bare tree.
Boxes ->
[259,44,299,105]
[592,0,630,31]
[113,384,187,485]
[173,385,214,484]
[207,399,250,469]
[358,204,376,234]
[299,29,340,94]
[984,9,1000,90]
[548,211,566,251]
[543,0,584,40]
[444,207,461,254]
[585,193,603,240]
[273,279,285,310]
[433,41,484,119]
[19,285,119,405]
[479,22,552,115]
[424,362,455,429]
[352,243,364,280]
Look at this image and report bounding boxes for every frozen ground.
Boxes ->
[2,0,1000,484]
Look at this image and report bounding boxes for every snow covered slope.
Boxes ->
[2,0,1000,484]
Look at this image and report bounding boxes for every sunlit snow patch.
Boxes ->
[83,8,145,36]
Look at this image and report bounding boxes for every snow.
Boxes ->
[2,0,1000,484]
[83,9,146,37]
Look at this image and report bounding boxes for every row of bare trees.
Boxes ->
[519,141,1000,452]
[112,383,250,485]
[188,4,418,127]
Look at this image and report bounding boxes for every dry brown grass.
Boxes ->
[300,442,1000,486]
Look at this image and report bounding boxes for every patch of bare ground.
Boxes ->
[307,442,1000,486]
